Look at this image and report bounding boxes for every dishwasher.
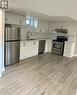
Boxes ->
[38,40,46,54]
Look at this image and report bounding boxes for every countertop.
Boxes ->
[65,41,75,43]
[20,38,52,41]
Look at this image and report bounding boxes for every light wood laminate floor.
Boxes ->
[0,53,77,95]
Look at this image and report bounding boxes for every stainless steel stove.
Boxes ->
[52,36,68,56]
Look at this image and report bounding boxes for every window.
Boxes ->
[34,20,38,29]
[26,17,38,29]
[26,19,30,25]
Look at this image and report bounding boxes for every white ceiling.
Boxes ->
[6,9,76,22]
[5,0,77,22]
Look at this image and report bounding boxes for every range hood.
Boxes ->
[55,29,68,33]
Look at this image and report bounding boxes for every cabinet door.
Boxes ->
[14,15,24,25]
[32,41,38,56]
[5,13,26,26]
[21,17,26,26]
[27,41,38,57]
[20,41,39,60]
[45,40,52,52]
[5,13,14,24]
[42,21,50,33]
[37,20,49,33]
[63,42,75,57]
[20,41,26,60]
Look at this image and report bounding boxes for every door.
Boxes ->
[5,41,20,66]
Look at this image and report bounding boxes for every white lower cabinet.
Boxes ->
[20,40,39,60]
[20,39,52,60]
[45,40,52,52]
[63,41,75,57]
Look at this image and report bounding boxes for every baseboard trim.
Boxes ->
[2,67,5,72]
[0,67,5,78]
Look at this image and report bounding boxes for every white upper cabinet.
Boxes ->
[14,15,26,26]
[5,13,26,26]
[50,23,67,33]
[37,20,50,33]
[5,13,51,33]
[14,15,22,25]
[50,22,77,36]
[5,13,14,24]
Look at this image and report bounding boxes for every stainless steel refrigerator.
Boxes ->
[4,24,20,66]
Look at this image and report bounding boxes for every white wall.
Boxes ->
[0,9,5,77]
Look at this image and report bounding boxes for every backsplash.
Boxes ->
[20,32,52,40]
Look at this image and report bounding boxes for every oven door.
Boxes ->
[52,41,64,55]
[53,41,64,50]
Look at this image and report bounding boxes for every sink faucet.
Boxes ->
[27,31,33,39]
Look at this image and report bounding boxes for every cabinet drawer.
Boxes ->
[64,48,71,51]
